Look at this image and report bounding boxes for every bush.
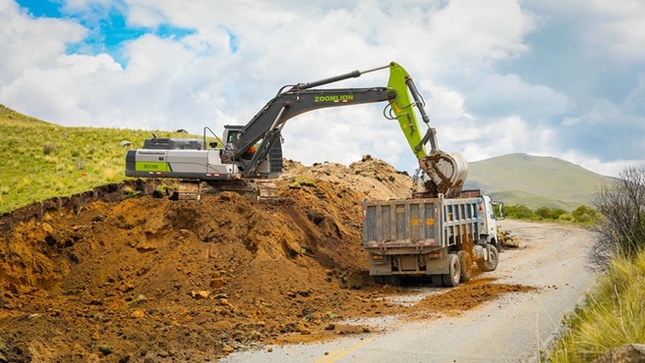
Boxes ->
[592,165,645,267]
[504,205,575,222]
[504,205,537,220]
[536,207,567,220]
[42,143,57,155]
[571,205,598,225]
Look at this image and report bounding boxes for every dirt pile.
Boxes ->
[498,228,525,249]
[0,157,528,362]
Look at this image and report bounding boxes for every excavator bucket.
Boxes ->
[419,152,469,197]
[387,62,468,197]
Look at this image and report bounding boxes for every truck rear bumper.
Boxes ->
[367,248,449,276]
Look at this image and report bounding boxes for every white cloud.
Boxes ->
[1,0,643,178]
[427,0,537,62]
[468,73,570,119]
[456,116,553,162]
[0,0,86,85]
[586,0,645,63]
[560,150,641,178]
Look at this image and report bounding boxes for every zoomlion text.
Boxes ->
[314,94,354,102]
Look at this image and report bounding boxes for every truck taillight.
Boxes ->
[371,254,384,260]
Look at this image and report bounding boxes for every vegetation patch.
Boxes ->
[548,165,645,361]
[289,177,317,189]
[503,204,597,225]
[548,250,645,362]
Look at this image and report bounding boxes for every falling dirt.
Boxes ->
[0,156,533,362]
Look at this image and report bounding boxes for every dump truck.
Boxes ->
[363,189,503,286]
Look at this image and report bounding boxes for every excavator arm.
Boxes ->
[126,61,468,197]
[228,61,467,196]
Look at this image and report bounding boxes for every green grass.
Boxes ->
[547,249,645,362]
[0,104,217,214]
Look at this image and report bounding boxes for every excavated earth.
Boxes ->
[0,157,530,362]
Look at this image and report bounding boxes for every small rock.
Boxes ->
[190,290,210,299]
[592,343,645,363]
[118,283,135,293]
[223,346,234,353]
[210,278,225,289]
[218,298,230,306]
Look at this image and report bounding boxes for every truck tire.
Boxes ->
[458,250,472,283]
[477,245,499,272]
[442,253,461,287]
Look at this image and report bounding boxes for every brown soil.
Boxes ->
[0,156,531,362]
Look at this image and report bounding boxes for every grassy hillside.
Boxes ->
[0,104,210,214]
[465,153,614,211]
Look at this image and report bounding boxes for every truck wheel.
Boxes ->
[477,245,499,272]
[442,253,461,287]
[458,250,472,283]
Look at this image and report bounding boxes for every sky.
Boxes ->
[1,0,644,177]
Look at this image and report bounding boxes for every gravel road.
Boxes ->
[220,220,597,363]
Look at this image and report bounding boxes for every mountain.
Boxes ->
[464,153,615,211]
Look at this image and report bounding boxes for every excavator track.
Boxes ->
[201,180,279,201]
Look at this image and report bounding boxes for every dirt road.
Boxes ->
[220,219,597,363]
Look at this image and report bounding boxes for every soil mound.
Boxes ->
[0,156,413,362]
[0,157,526,362]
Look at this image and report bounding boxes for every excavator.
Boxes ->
[125,62,468,198]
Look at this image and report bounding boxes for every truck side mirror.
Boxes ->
[494,202,505,220]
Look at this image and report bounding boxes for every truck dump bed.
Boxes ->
[362,195,484,276]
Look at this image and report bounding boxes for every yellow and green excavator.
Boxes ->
[125,62,468,198]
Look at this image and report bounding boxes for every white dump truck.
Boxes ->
[362,190,503,286]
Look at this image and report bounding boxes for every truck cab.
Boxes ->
[482,195,504,249]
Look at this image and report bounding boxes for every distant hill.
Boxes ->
[465,153,615,211]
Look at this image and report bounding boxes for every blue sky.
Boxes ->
[1,0,644,177]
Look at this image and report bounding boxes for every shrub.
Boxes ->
[536,207,567,220]
[42,143,57,155]
[504,205,537,220]
[571,205,598,225]
[592,165,645,267]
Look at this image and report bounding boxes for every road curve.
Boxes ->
[220,220,597,363]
